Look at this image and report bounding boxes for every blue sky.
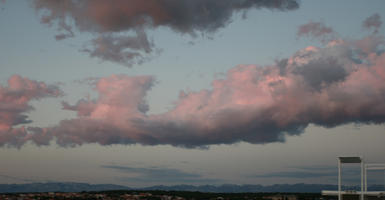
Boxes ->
[0,0,385,187]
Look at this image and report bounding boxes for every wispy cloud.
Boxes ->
[297,21,336,43]
[0,174,36,183]
[102,165,219,183]
[292,165,336,171]
[252,171,336,178]
[251,165,371,185]
[0,174,74,184]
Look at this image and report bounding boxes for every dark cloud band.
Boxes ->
[33,0,300,66]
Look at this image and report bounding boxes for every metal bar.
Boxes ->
[366,167,385,170]
[365,164,367,192]
[365,164,385,167]
[361,161,364,200]
[338,159,342,200]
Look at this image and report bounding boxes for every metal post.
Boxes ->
[364,164,367,192]
[361,161,364,200]
[338,159,342,200]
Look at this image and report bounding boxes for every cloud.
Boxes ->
[251,170,366,185]
[0,75,62,147]
[363,13,382,34]
[253,171,336,178]
[292,57,347,90]
[81,29,154,67]
[0,174,35,183]
[2,17,385,149]
[293,165,336,171]
[53,75,154,146]
[44,32,385,148]
[252,166,362,179]
[102,165,219,183]
[297,21,336,43]
[33,0,300,66]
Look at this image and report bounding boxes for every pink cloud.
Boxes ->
[0,75,62,147]
[2,15,385,148]
[55,75,154,146]
[40,34,385,148]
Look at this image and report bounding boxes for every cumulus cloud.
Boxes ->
[34,32,384,148]
[297,21,336,43]
[54,75,154,146]
[2,17,385,149]
[0,75,62,147]
[362,13,382,34]
[33,0,300,66]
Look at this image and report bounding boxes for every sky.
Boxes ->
[0,0,385,188]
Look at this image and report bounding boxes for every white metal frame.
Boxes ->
[322,157,385,200]
[337,157,364,200]
[364,163,385,192]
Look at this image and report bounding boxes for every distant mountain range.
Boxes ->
[0,182,383,193]
[143,184,384,193]
[0,182,128,193]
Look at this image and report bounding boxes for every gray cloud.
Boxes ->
[293,165,336,171]
[254,165,337,179]
[253,171,336,178]
[0,174,35,183]
[292,57,347,90]
[33,0,300,66]
[252,166,363,180]
[102,165,219,183]
[363,13,382,34]
[81,29,154,67]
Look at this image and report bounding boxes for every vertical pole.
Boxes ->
[361,160,364,200]
[338,158,342,200]
[364,164,367,192]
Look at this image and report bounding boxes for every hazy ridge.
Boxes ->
[1,183,384,193]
